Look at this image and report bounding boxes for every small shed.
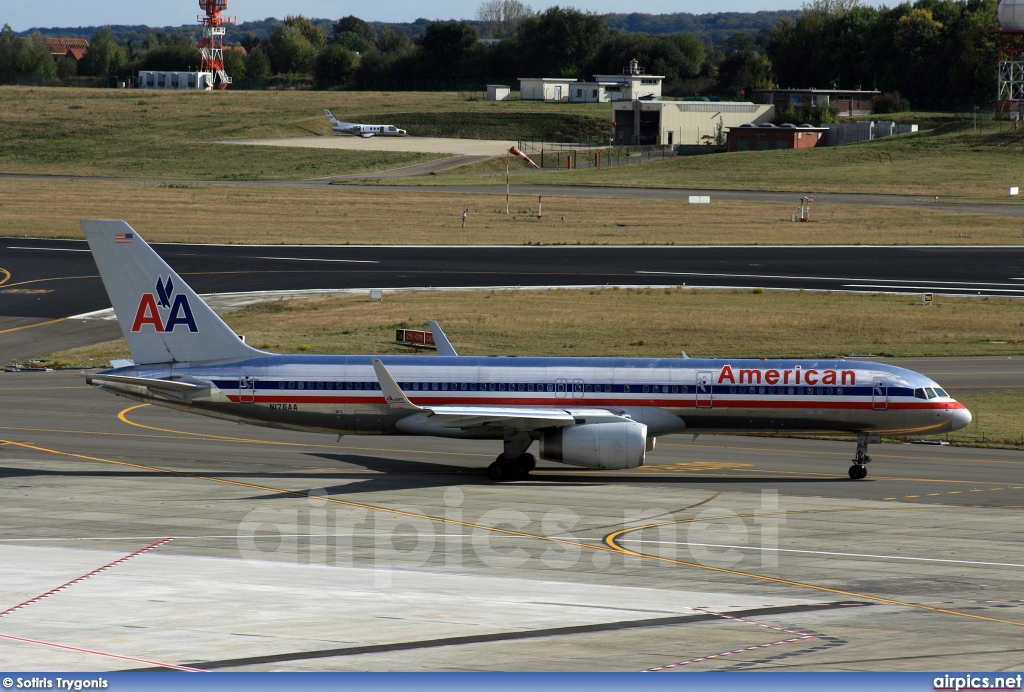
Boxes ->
[487,84,511,101]
[726,123,829,152]
[518,78,576,101]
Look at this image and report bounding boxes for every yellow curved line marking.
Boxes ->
[1,275,98,288]
[0,268,10,287]
[604,517,1024,629]
[0,318,67,335]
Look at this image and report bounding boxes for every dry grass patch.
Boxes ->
[369,120,1024,198]
[1,178,1019,245]
[48,288,1024,366]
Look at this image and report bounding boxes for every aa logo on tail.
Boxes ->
[131,276,198,333]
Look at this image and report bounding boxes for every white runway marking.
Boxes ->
[638,270,1024,288]
[254,256,379,264]
[6,246,90,252]
[843,284,1024,294]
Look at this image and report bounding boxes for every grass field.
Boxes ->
[1,178,1019,245]
[0,87,606,180]
[44,287,1024,449]
[359,119,1024,198]
[49,287,1023,361]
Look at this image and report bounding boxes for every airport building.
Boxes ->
[754,87,881,116]
[726,123,829,151]
[520,59,665,102]
[612,99,775,146]
[138,71,216,90]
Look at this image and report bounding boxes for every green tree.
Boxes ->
[420,20,478,78]
[333,16,375,45]
[476,0,534,38]
[333,31,371,54]
[717,50,773,99]
[245,48,272,81]
[0,25,26,79]
[514,7,607,78]
[222,49,246,80]
[314,43,358,87]
[376,28,412,54]
[57,55,78,80]
[284,15,327,49]
[22,32,56,79]
[265,23,318,74]
[78,27,125,76]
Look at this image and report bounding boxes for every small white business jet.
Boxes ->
[325,109,407,137]
[82,221,971,481]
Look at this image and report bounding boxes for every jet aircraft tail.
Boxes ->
[325,109,339,124]
[82,220,263,365]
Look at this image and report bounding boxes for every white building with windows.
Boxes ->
[521,60,664,103]
[138,71,215,90]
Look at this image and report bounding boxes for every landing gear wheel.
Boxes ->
[848,464,868,480]
[487,460,508,481]
[518,453,536,474]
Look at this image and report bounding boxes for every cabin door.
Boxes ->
[239,366,256,403]
[872,377,888,410]
[696,371,713,408]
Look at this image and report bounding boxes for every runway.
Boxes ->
[5,240,1024,323]
[0,371,1020,671]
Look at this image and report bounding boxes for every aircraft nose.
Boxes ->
[949,405,972,431]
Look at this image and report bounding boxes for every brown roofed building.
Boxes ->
[44,37,89,62]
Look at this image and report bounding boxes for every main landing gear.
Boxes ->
[488,431,536,481]
[848,434,880,480]
[487,453,536,481]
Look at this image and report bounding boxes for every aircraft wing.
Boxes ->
[359,133,375,138]
[371,359,624,432]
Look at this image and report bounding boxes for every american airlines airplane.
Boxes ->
[325,109,407,137]
[82,221,972,482]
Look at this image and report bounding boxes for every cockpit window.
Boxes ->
[934,387,948,398]
[914,388,927,399]
[925,387,937,399]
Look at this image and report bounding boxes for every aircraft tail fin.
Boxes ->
[82,220,263,365]
[325,108,338,124]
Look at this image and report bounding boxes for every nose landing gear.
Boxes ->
[848,433,880,480]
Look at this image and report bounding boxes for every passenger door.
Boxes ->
[872,377,888,410]
[696,371,713,408]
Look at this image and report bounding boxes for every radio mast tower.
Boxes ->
[198,0,236,89]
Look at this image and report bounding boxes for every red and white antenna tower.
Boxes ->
[198,0,236,90]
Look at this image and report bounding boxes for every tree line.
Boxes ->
[1,1,1002,107]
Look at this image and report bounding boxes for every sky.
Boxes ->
[4,0,884,32]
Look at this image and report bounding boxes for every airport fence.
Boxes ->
[515,138,677,170]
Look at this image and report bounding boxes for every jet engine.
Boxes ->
[540,420,647,469]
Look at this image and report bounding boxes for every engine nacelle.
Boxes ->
[540,420,647,470]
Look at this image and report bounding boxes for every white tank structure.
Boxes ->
[999,0,1024,30]
[996,0,1024,119]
